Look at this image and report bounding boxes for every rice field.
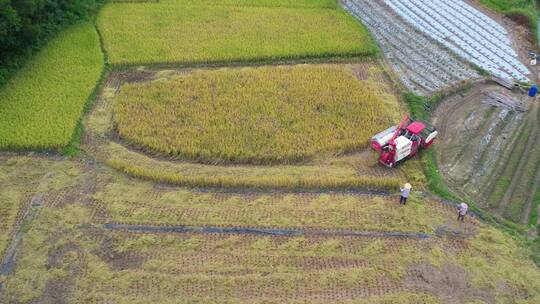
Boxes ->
[114,65,397,164]
[84,63,412,191]
[94,182,445,233]
[159,0,338,8]
[97,2,377,66]
[1,156,540,303]
[0,22,103,150]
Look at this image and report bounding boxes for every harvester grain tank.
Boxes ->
[371,116,438,167]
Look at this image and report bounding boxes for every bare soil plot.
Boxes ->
[432,83,540,225]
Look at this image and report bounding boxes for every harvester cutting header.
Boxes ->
[371,116,438,167]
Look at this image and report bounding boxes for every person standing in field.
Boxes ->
[457,203,468,222]
[400,183,412,205]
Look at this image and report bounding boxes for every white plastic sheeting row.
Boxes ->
[384,0,530,83]
[343,0,479,95]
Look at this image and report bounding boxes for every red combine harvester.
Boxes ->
[371,116,438,167]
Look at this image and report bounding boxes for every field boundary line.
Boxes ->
[187,188,393,196]
[107,55,379,73]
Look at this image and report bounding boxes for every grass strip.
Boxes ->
[479,0,538,42]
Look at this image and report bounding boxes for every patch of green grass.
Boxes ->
[0,22,104,151]
[479,0,538,41]
[97,3,377,66]
[422,148,457,201]
[114,65,398,164]
[489,177,511,208]
[530,187,540,227]
[403,92,432,122]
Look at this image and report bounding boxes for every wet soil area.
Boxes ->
[432,82,540,224]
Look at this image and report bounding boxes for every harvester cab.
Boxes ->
[371,116,437,167]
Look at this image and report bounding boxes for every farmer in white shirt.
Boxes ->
[400,183,412,205]
[457,203,468,222]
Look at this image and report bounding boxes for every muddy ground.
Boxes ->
[432,82,540,226]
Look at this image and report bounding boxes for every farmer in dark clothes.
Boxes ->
[457,203,468,222]
[400,183,412,205]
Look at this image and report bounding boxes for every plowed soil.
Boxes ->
[432,83,540,225]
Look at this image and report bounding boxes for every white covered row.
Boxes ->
[383,0,530,83]
[342,0,479,95]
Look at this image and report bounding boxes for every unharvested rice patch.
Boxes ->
[114,65,398,164]
[97,2,376,65]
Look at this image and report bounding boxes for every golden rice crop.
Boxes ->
[159,0,338,8]
[113,65,397,164]
[107,158,403,191]
[97,3,376,66]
